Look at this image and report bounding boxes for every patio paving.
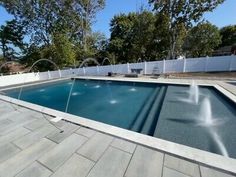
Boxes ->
[0,99,235,177]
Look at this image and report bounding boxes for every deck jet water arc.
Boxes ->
[102,57,114,74]
[65,58,100,113]
[18,59,59,100]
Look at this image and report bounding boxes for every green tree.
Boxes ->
[109,13,136,63]
[131,10,156,61]
[0,20,25,60]
[220,25,236,47]
[0,0,104,44]
[109,11,160,62]
[0,0,105,63]
[21,33,76,69]
[52,33,76,66]
[149,0,225,59]
[184,22,221,57]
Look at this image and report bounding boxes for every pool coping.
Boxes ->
[0,76,236,175]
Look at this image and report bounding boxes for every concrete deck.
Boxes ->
[0,100,235,177]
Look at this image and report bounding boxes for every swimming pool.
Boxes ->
[4,79,236,158]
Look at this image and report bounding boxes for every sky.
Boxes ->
[0,0,236,38]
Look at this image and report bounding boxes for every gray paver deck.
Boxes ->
[162,167,191,177]
[13,124,57,149]
[14,162,52,177]
[46,122,80,143]
[0,143,20,163]
[0,114,36,135]
[111,138,136,154]
[164,154,200,177]
[38,133,88,171]
[0,119,12,126]
[50,154,94,177]
[76,126,96,138]
[0,78,236,177]
[0,111,16,121]
[0,127,30,145]
[77,132,114,162]
[24,119,48,131]
[87,147,131,177]
[200,166,235,177]
[125,145,164,177]
[0,138,55,177]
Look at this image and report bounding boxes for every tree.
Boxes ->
[0,20,25,60]
[79,0,105,51]
[183,22,221,57]
[21,33,76,69]
[109,13,136,63]
[131,10,156,61]
[0,0,105,65]
[0,0,104,46]
[220,25,236,47]
[51,33,76,66]
[109,11,162,63]
[149,0,225,59]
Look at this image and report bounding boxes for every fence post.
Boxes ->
[144,61,147,75]
[229,56,233,71]
[183,59,186,73]
[127,63,130,73]
[205,57,209,72]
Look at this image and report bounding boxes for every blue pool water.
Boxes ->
[4,79,236,158]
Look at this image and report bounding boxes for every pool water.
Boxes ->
[5,79,236,158]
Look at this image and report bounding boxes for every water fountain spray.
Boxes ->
[178,80,199,104]
[189,80,199,104]
[65,58,100,113]
[18,58,59,100]
[198,97,229,157]
[102,57,114,74]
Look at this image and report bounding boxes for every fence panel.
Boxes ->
[113,64,128,74]
[165,59,184,73]
[145,61,163,74]
[1,56,236,87]
[50,70,60,79]
[185,58,206,72]
[129,62,145,74]
[98,65,113,75]
[0,72,39,87]
[84,66,97,76]
[230,56,236,71]
[38,71,50,80]
[206,56,231,72]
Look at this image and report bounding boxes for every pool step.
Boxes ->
[130,87,160,132]
[140,86,167,136]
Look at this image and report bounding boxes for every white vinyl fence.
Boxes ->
[0,55,235,87]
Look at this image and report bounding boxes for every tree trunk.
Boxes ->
[1,39,7,60]
[168,29,176,59]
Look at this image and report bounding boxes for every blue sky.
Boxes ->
[0,0,236,38]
